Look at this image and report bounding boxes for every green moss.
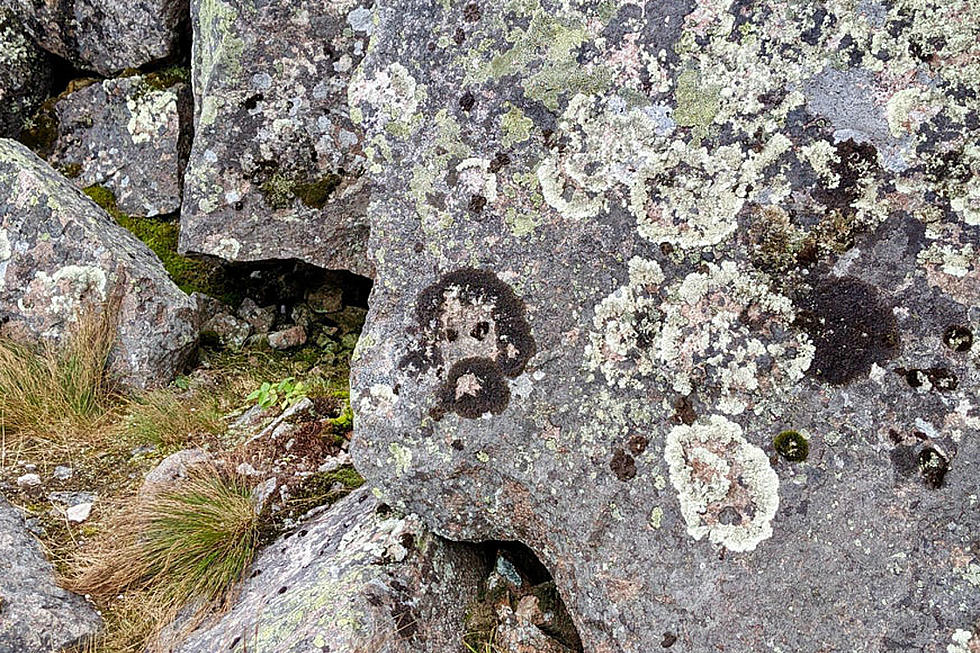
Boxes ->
[261,172,344,210]
[19,99,59,156]
[773,430,809,462]
[143,66,191,91]
[82,185,228,300]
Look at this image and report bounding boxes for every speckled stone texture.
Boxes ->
[45,74,191,217]
[0,494,101,652]
[349,0,980,651]
[1,0,186,75]
[0,138,198,388]
[179,0,373,276]
[0,8,51,138]
[163,487,489,653]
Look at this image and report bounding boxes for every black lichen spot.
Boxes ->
[812,139,878,212]
[918,446,949,489]
[459,90,475,112]
[463,2,481,22]
[661,632,678,648]
[903,367,958,392]
[440,357,510,419]
[610,448,636,481]
[673,396,696,425]
[943,325,973,352]
[794,277,898,385]
[243,93,263,111]
[773,430,809,463]
[628,434,648,456]
[468,194,487,214]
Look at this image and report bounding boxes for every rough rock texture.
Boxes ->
[349,1,980,651]
[163,487,489,653]
[44,74,192,217]
[0,494,101,652]
[1,0,186,75]
[0,138,198,387]
[179,0,372,275]
[0,9,52,139]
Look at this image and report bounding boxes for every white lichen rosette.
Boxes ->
[587,258,813,414]
[664,415,779,552]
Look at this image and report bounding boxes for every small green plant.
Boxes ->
[247,377,308,410]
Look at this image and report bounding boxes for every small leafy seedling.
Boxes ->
[247,377,308,410]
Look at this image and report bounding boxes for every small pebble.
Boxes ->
[53,466,73,481]
[66,502,93,523]
[16,473,42,488]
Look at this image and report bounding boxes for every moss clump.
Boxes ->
[143,66,190,91]
[260,171,344,210]
[773,430,809,462]
[19,99,59,156]
[82,185,225,299]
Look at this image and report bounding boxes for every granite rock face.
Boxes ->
[164,487,489,653]
[0,138,198,387]
[179,0,373,276]
[349,0,980,651]
[2,0,186,75]
[43,74,192,217]
[0,494,102,652]
[0,9,52,139]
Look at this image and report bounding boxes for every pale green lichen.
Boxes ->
[500,105,534,148]
[126,88,178,144]
[389,442,413,476]
[587,259,812,414]
[665,415,779,552]
[672,69,720,129]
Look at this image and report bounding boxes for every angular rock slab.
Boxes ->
[1,0,186,75]
[164,487,488,653]
[179,0,373,276]
[0,9,52,139]
[0,494,101,652]
[0,138,198,387]
[349,1,980,651]
[45,74,191,217]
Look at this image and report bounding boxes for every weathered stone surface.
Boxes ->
[1,0,186,75]
[179,0,372,276]
[44,74,192,217]
[0,9,52,139]
[349,1,980,651]
[162,487,489,653]
[0,494,101,652]
[0,138,198,387]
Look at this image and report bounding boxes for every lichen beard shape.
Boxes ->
[402,268,536,419]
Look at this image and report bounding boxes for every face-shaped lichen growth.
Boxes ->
[794,276,898,386]
[407,268,535,419]
[664,416,780,553]
[773,430,809,463]
[587,258,813,414]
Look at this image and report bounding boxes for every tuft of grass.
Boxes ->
[0,303,117,443]
[122,389,225,451]
[70,465,260,606]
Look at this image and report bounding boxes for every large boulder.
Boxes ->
[0,494,102,652]
[179,0,372,276]
[0,8,52,139]
[0,138,198,387]
[349,1,980,651]
[40,73,192,217]
[161,486,489,652]
[1,0,186,75]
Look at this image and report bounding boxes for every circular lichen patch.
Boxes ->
[773,430,809,463]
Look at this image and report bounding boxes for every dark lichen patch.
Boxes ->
[901,367,958,392]
[812,139,879,212]
[439,357,510,419]
[942,325,973,352]
[917,446,949,489]
[794,276,898,385]
[610,448,636,481]
[773,430,809,463]
[413,268,535,377]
